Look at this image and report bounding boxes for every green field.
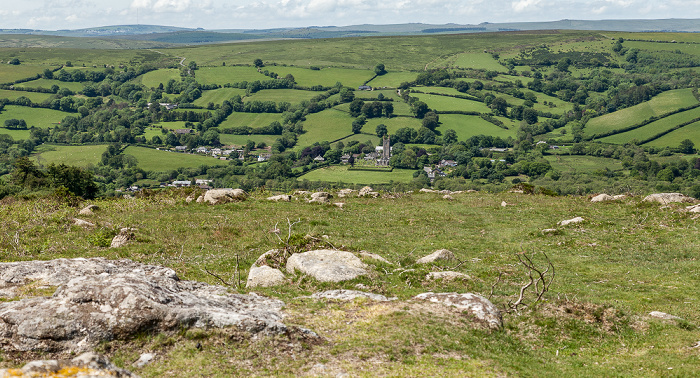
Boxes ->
[438,114,516,140]
[585,89,699,136]
[218,134,278,147]
[299,165,416,184]
[0,105,71,128]
[244,89,321,105]
[265,66,374,88]
[218,112,283,129]
[545,155,624,173]
[139,69,181,89]
[367,71,419,88]
[195,66,267,85]
[295,109,356,148]
[361,116,421,135]
[599,106,700,144]
[0,89,52,103]
[14,78,85,92]
[123,146,227,171]
[32,144,107,167]
[333,133,381,147]
[0,64,47,84]
[193,88,246,107]
[152,121,190,130]
[644,120,700,148]
[0,127,30,140]
[453,52,507,71]
[413,93,491,113]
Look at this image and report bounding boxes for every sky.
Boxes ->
[1,0,699,31]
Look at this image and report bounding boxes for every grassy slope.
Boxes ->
[193,88,246,107]
[0,191,697,376]
[0,64,47,84]
[0,89,52,103]
[644,120,700,148]
[123,146,227,171]
[264,66,374,88]
[600,106,700,144]
[32,144,108,167]
[0,105,71,128]
[412,93,492,113]
[299,165,415,184]
[194,66,267,85]
[295,109,356,148]
[438,114,517,140]
[138,68,181,89]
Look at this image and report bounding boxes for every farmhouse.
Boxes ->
[358,85,372,91]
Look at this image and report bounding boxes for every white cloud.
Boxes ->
[512,0,541,13]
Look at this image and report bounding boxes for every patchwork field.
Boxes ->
[193,88,246,107]
[367,71,419,88]
[0,64,47,84]
[123,146,227,171]
[32,144,108,167]
[545,155,625,173]
[295,109,356,148]
[218,112,283,129]
[0,128,30,140]
[599,106,700,144]
[453,52,507,71]
[263,66,374,88]
[644,120,700,148]
[412,93,491,113]
[218,134,279,147]
[244,89,321,105]
[361,116,422,135]
[13,78,85,92]
[0,105,71,128]
[0,89,52,103]
[139,69,181,89]
[298,165,415,184]
[194,66,267,85]
[438,114,517,140]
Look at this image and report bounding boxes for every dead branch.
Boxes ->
[491,251,555,313]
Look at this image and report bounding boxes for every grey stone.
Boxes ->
[203,188,247,204]
[649,311,683,321]
[267,194,291,202]
[333,202,345,208]
[110,227,136,248]
[72,218,95,228]
[643,193,696,204]
[359,186,379,198]
[133,352,156,368]
[358,251,391,264]
[246,265,286,288]
[0,258,286,353]
[337,189,356,198]
[286,250,367,282]
[311,290,395,302]
[78,204,99,216]
[426,271,471,281]
[419,188,438,193]
[591,194,615,202]
[308,191,332,204]
[0,352,137,377]
[558,217,584,226]
[443,194,454,200]
[414,292,502,330]
[416,249,455,264]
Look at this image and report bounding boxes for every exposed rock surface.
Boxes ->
[246,265,286,288]
[426,271,471,281]
[359,186,379,198]
[333,202,345,208]
[337,189,356,198]
[419,188,438,193]
[416,249,455,264]
[413,292,502,330]
[308,192,332,204]
[686,204,700,213]
[78,204,99,216]
[0,352,136,377]
[267,194,291,202]
[310,290,395,302]
[133,352,155,368]
[591,194,615,202]
[358,251,391,264]
[286,250,367,282]
[0,258,286,353]
[643,193,696,204]
[110,227,136,248]
[649,311,683,321]
[443,194,454,200]
[501,201,507,207]
[72,218,95,228]
[558,217,584,226]
[202,188,247,204]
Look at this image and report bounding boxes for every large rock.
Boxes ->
[78,204,99,216]
[416,249,455,264]
[337,189,356,198]
[0,258,286,353]
[643,193,696,204]
[0,352,136,377]
[413,292,502,330]
[286,250,367,282]
[359,186,379,198]
[591,194,615,202]
[246,265,286,288]
[267,194,291,202]
[203,188,247,204]
[110,227,136,248]
[426,271,471,281]
[310,290,394,302]
[558,217,584,226]
[72,218,95,228]
[308,192,332,204]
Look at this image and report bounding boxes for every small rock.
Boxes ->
[337,189,356,198]
[78,204,99,215]
[72,218,95,228]
[613,194,627,200]
[308,192,332,203]
[649,311,683,321]
[685,204,700,213]
[246,265,286,288]
[294,190,311,196]
[558,217,584,226]
[267,194,291,202]
[185,195,196,203]
[311,290,395,302]
[413,292,502,330]
[133,352,155,368]
[203,188,247,204]
[3,353,138,377]
[286,250,368,282]
[501,201,507,207]
[426,271,471,281]
[110,227,136,248]
[443,194,454,200]
[643,193,696,204]
[358,251,391,264]
[358,186,374,197]
[419,188,438,193]
[333,202,345,208]
[466,189,477,193]
[196,195,204,203]
[416,249,455,264]
[591,194,614,202]
[542,228,558,234]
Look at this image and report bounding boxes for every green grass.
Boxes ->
[265,66,374,88]
[545,155,624,173]
[152,121,190,130]
[244,89,321,105]
[333,134,381,148]
[31,144,107,167]
[296,109,356,148]
[0,128,30,140]
[644,120,700,148]
[585,89,699,137]
[0,64,47,84]
[13,78,85,92]
[599,106,700,144]
[412,93,491,113]
[453,52,507,71]
[123,146,227,171]
[437,114,516,140]
[218,112,283,129]
[298,165,416,184]
[193,88,246,107]
[361,116,421,135]
[0,89,52,103]
[367,72,418,88]
[142,127,165,141]
[139,69,181,89]
[0,105,71,128]
[624,40,700,56]
[194,66,267,85]
[218,134,278,147]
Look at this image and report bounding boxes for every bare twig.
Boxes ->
[492,250,555,313]
[202,266,231,287]
[489,272,503,300]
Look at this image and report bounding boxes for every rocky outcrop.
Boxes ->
[591,194,614,202]
[337,189,356,198]
[203,188,247,204]
[416,249,455,264]
[413,292,502,330]
[0,352,136,377]
[558,217,584,226]
[310,290,395,302]
[358,251,391,264]
[110,227,136,248]
[308,192,332,204]
[643,193,696,204]
[267,194,291,202]
[286,250,367,282]
[72,218,95,228]
[0,258,286,353]
[359,186,379,198]
[426,271,471,281]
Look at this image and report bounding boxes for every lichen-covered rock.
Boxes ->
[0,258,286,353]
[426,271,471,281]
[0,352,136,377]
[72,218,95,228]
[416,249,455,264]
[203,188,247,204]
[311,290,394,302]
[267,194,291,202]
[413,292,502,330]
[419,188,438,193]
[78,204,99,216]
[591,194,615,202]
[246,265,286,288]
[358,251,391,264]
[110,227,136,248]
[643,193,696,204]
[359,186,379,198]
[337,189,356,198]
[443,194,454,200]
[649,311,683,321]
[308,192,332,204]
[558,217,584,226]
[286,250,367,282]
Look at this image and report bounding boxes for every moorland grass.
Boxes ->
[544,155,625,173]
[295,109,357,148]
[298,165,415,184]
[264,66,374,88]
[453,52,507,71]
[244,89,321,105]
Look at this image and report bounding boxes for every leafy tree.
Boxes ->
[523,108,539,125]
[411,101,429,118]
[253,58,264,68]
[443,129,457,145]
[376,124,388,138]
[349,99,364,117]
[8,58,20,65]
[46,164,98,199]
[43,68,54,79]
[490,97,508,116]
[383,102,394,117]
[4,119,27,129]
[351,116,366,134]
[679,139,696,154]
[339,88,354,103]
[422,111,439,131]
[374,63,387,75]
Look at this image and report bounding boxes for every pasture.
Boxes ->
[367,72,419,88]
[0,64,46,84]
[0,89,52,103]
[0,105,71,128]
[14,78,85,92]
[295,109,356,148]
[218,112,283,129]
[0,128,30,140]
[644,120,700,148]
[152,121,190,130]
[244,89,320,105]
[218,134,278,147]
[361,116,421,135]
[139,69,181,89]
[193,88,246,107]
[123,146,227,171]
[298,165,416,184]
[333,134,381,148]
[32,144,108,167]
[599,106,700,144]
[453,52,507,71]
[412,93,492,113]
[585,89,698,136]
[194,66,267,85]
[437,114,517,140]
[264,66,374,88]
[544,155,624,174]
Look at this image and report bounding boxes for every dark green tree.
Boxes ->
[376,124,388,138]
[253,59,264,68]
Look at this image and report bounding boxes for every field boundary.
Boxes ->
[588,102,700,141]
[639,116,700,145]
